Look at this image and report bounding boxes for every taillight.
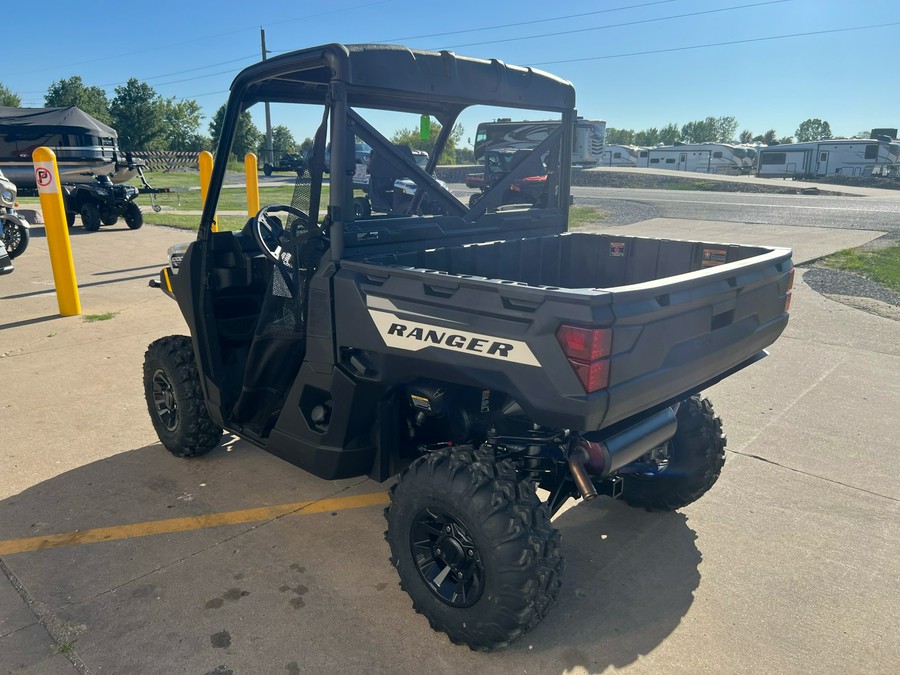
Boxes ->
[785,267,795,312]
[556,324,612,393]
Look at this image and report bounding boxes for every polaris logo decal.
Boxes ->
[367,309,540,366]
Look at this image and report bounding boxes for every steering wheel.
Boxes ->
[250,204,319,294]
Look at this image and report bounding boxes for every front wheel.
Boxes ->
[620,395,726,511]
[385,446,563,651]
[143,335,222,457]
[1,217,29,258]
[80,203,101,231]
[124,202,143,229]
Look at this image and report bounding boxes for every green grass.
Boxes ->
[84,312,118,322]
[142,213,249,231]
[53,640,76,655]
[819,242,900,293]
[133,172,327,213]
[568,205,606,229]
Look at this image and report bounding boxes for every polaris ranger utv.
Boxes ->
[143,43,794,650]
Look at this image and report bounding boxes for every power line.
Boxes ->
[13,0,401,77]
[95,55,258,88]
[529,21,900,65]
[438,0,793,50]
[378,0,681,44]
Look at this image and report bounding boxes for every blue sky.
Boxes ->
[9,0,900,144]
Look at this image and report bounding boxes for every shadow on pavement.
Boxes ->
[0,314,61,331]
[0,439,700,672]
[2,272,159,300]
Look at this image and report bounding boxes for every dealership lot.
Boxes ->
[1,215,898,673]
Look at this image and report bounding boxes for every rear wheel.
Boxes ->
[263,164,273,176]
[385,445,563,651]
[80,203,101,231]
[143,335,221,457]
[124,202,143,229]
[621,395,726,511]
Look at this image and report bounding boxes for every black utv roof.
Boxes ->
[232,43,576,115]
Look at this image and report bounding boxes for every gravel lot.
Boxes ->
[578,198,659,226]
[803,267,900,308]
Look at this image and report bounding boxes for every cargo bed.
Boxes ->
[335,231,793,432]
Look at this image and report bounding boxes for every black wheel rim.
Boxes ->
[3,227,20,252]
[410,507,484,607]
[151,368,178,431]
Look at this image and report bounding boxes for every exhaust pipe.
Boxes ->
[568,440,599,501]
[575,407,678,481]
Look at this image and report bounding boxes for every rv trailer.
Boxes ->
[0,106,141,189]
[645,143,752,175]
[756,138,900,179]
[598,144,643,167]
[473,117,606,165]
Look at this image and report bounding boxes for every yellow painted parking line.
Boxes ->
[0,491,389,556]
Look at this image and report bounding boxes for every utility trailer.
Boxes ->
[143,43,794,651]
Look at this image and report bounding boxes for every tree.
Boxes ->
[605,128,635,145]
[266,125,298,155]
[752,129,778,145]
[389,120,463,164]
[739,129,754,144]
[161,98,206,151]
[713,116,738,143]
[209,104,262,159]
[0,83,21,107]
[110,78,165,151]
[680,116,738,144]
[658,123,680,145]
[456,146,475,163]
[777,136,794,145]
[795,118,832,142]
[680,118,715,143]
[45,76,111,123]
[634,128,660,146]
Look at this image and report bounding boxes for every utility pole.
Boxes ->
[261,27,274,167]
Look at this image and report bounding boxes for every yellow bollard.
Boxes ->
[32,147,81,316]
[245,153,260,218]
[198,150,217,232]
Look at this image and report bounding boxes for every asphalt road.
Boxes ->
[571,186,900,232]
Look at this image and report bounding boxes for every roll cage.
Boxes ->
[200,43,577,259]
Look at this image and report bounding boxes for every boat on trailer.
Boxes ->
[0,106,142,190]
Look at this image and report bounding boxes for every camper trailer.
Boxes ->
[473,117,606,165]
[0,106,140,189]
[598,144,643,167]
[756,138,900,179]
[645,143,752,175]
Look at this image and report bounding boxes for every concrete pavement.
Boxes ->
[1,217,898,673]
